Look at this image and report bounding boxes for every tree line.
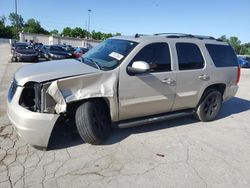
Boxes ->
[1,12,250,55]
[219,35,250,55]
[0,12,121,40]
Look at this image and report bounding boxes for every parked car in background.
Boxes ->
[237,55,250,68]
[39,45,50,58]
[11,43,38,62]
[33,43,44,58]
[43,45,73,60]
[33,43,43,50]
[73,47,89,58]
[60,44,75,54]
[10,42,28,56]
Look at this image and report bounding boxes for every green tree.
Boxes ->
[228,37,241,54]
[71,27,86,38]
[114,32,121,36]
[23,18,49,34]
[240,43,250,55]
[8,12,24,38]
[8,12,24,28]
[91,30,114,40]
[0,16,6,37]
[0,15,14,38]
[91,30,103,40]
[219,35,250,55]
[0,15,6,25]
[103,33,113,39]
[61,27,72,37]
[50,29,59,35]
[219,35,228,42]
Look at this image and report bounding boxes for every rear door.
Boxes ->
[118,42,177,120]
[172,42,210,110]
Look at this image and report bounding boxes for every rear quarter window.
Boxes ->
[205,44,238,67]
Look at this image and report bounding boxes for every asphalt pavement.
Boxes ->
[0,43,250,188]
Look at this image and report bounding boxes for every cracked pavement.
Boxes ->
[1,43,250,188]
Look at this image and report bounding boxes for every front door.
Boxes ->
[118,42,176,121]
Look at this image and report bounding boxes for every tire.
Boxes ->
[75,100,111,144]
[195,89,222,122]
[11,57,16,62]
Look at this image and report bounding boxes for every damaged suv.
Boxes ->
[7,33,240,149]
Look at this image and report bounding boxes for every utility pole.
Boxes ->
[84,21,87,47]
[15,0,18,40]
[87,9,92,47]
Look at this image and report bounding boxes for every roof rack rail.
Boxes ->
[154,33,220,41]
[154,33,194,37]
[154,33,190,36]
[193,35,215,40]
[134,33,148,38]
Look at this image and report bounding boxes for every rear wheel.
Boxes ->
[195,90,222,122]
[75,100,111,144]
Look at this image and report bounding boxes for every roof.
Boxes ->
[111,33,228,45]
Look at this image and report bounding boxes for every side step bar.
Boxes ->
[116,109,194,128]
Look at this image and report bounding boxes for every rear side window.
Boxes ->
[176,43,204,70]
[132,43,171,72]
[205,44,238,67]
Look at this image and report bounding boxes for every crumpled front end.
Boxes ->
[7,80,59,148]
[7,70,119,148]
[46,71,119,121]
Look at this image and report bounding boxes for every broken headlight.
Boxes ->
[19,82,42,112]
[19,81,57,113]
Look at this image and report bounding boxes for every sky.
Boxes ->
[0,0,250,43]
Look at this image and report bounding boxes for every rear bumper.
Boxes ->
[17,55,38,62]
[7,86,59,148]
[223,85,239,101]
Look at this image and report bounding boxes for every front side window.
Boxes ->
[82,39,138,70]
[131,43,171,72]
[176,43,204,70]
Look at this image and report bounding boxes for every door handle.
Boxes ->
[198,74,210,80]
[161,78,176,85]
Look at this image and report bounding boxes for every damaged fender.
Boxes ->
[46,71,119,121]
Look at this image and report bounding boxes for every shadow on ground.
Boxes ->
[48,97,250,150]
[218,97,250,118]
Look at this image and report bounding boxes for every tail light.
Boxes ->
[236,66,240,84]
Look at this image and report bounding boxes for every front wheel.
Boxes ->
[75,100,111,144]
[195,90,222,122]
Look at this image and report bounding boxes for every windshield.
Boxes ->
[16,45,33,50]
[49,46,66,51]
[81,39,138,70]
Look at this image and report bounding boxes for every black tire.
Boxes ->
[11,57,16,62]
[75,100,111,144]
[195,89,222,122]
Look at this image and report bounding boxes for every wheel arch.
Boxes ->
[66,97,118,122]
[196,83,226,107]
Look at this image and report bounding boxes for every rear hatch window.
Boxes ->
[205,44,238,67]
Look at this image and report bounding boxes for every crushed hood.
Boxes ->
[15,59,100,86]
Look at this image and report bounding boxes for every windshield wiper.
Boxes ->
[84,57,101,70]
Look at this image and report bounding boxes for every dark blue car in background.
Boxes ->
[238,55,250,68]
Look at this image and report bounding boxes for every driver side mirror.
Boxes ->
[127,61,150,74]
